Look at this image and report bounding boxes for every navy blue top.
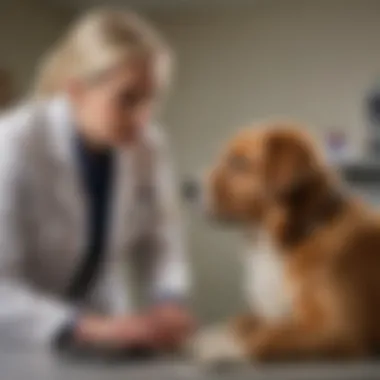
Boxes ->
[65,135,115,302]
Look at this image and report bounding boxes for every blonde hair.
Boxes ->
[33,8,172,98]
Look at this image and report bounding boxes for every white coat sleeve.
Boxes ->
[0,112,74,348]
[148,130,191,303]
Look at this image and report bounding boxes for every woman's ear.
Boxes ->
[264,129,322,203]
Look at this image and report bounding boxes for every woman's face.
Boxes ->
[69,57,159,148]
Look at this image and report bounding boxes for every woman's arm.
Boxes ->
[143,127,195,351]
[0,113,75,347]
[148,127,191,304]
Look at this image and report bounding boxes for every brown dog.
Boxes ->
[195,121,380,363]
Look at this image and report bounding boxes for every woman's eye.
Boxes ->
[228,155,250,172]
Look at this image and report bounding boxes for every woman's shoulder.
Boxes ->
[0,96,68,145]
[0,98,64,163]
[0,98,48,139]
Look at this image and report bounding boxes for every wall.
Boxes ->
[152,0,380,321]
[0,0,72,99]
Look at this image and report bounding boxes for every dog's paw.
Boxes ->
[187,324,248,369]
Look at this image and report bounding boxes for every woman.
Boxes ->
[0,8,193,353]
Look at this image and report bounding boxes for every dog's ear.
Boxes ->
[263,129,322,203]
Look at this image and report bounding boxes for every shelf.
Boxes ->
[339,161,380,184]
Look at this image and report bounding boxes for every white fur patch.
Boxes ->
[188,324,248,366]
[243,230,291,321]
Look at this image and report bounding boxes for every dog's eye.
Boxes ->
[228,155,251,172]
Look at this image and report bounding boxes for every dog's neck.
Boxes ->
[264,180,347,249]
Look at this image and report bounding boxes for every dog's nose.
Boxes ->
[181,179,201,202]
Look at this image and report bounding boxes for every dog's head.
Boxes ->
[205,122,328,225]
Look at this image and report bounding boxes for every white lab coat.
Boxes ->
[0,96,189,348]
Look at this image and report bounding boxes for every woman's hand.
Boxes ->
[150,304,196,353]
[72,306,196,353]
[74,314,156,350]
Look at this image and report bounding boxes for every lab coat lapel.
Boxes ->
[46,96,87,265]
[107,147,135,260]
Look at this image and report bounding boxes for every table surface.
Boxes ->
[3,348,380,380]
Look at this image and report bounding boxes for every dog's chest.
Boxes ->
[243,232,292,321]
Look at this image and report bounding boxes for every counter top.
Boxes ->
[2,348,380,380]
